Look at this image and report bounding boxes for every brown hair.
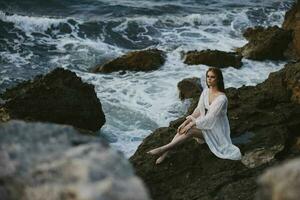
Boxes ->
[206,67,225,93]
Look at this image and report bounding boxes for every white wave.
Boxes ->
[0,11,69,33]
[98,0,190,9]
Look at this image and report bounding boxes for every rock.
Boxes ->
[129,62,300,200]
[0,120,151,200]
[184,49,242,68]
[226,62,300,135]
[130,127,266,200]
[0,107,10,122]
[282,1,300,60]
[241,146,284,168]
[177,77,203,100]
[285,62,300,104]
[256,158,300,200]
[0,68,105,131]
[282,1,299,30]
[237,26,292,60]
[91,48,166,73]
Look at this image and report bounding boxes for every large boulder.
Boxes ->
[0,120,151,200]
[91,48,166,73]
[237,26,292,60]
[256,158,300,200]
[283,0,300,60]
[1,68,105,131]
[184,49,242,68]
[227,62,300,134]
[177,77,203,100]
[129,62,300,200]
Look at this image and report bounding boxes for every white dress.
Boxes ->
[190,88,242,160]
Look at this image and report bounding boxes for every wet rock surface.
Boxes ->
[283,0,300,60]
[184,49,242,68]
[1,68,105,131]
[177,77,203,100]
[91,48,166,73]
[237,26,292,61]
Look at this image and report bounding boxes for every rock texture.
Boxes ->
[129,62,300,200]
[0,68,105,131]
[0,107,10,122]
[0,120,151,200]
[177,77,203,100]
[237,26,292,60]
[283,0,300,60]
[91,49,166,73]
[256,158,300,200]
[184,49,242,68]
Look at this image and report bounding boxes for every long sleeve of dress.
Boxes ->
[190,90,205,118]
[195,96,226,130]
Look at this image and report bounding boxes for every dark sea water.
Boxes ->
[0,0,294,156]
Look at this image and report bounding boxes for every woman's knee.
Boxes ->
[186,128,196,136]
[189,127,203,137]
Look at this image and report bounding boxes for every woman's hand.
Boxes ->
[177,119,189,133]
[179,121,195,135]
[186,115,196,124]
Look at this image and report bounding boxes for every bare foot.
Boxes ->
[147,147,164,155]
[155,152,168,164]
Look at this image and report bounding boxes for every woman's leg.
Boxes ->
[147,131,181,155]
[155,132,182,164]
[148,127,203,156]
[155,128,204,164]
[154,128,204,164]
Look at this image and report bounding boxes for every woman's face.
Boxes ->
[206,71,217,87]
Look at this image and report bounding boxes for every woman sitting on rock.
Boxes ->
[147,67,242,164]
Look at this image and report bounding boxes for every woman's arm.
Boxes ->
[182,96,226,133]
[179,90,206,134]
[195,96,226,130]
[177,118,191,133]
[187,89,206,119]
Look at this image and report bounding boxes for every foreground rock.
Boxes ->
[91,49,166,73]
[237,26,292,60]
[0,107,10,122]
[129,62,300,200]
[0,68,105,131]
[283,0,300,60]
[0,120,151,200]
[177,77,203,100]
[184,49,242,68]
[256,158,300,200]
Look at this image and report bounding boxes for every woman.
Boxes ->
[147,67,242,164]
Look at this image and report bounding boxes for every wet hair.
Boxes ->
[206,67,225,93]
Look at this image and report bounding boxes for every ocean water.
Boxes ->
[0,0,294,157]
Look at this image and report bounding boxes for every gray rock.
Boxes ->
[256,158,300,200]
[241,146,284,168]
[0,120,151,200]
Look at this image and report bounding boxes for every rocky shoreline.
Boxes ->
[129,60,300,200]
[129,1,300,200]
[1,1,300,200]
